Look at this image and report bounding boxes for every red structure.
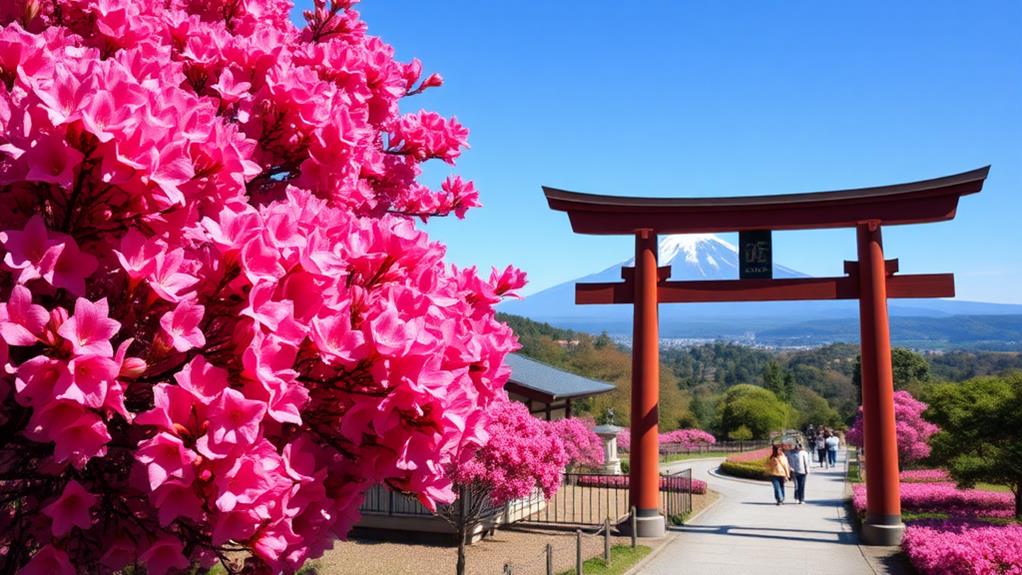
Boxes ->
[544,166,988,543]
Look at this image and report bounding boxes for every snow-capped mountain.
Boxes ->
[498,234,1022,342]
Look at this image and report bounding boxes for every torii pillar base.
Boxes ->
[861,520,905,547]
[618,512,667,538]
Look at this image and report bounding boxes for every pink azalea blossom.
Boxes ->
[140,537,190,575]
[18,545,75,575]
[1,284,49,346]
[159,298,206,352]
[136,431,199,490]
[197,388,267,458]
[42,479,98,536]
[57,297,120,356]
[0,214,63,284]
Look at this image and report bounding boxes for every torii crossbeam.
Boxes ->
[544,166,989,544]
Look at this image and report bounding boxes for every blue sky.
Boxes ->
[294,1,1022,303]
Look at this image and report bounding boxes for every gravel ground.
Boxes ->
[309,491,718,575]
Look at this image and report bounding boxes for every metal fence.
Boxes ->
[657,440,771,457]
[660,468,693,522]
[362,468,698,532]
[360,483,506,523]
[512,470,696,528]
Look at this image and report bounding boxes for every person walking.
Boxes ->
[815,433,827,468]
[767,444,792,505]
[825,433,840,468]
[786,442,811,503]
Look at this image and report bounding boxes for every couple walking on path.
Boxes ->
[767,443,811,504]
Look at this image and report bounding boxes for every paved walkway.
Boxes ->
[642,450,878,575]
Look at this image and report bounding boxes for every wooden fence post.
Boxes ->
[546,543,553,575]
[603,517,610,564]
[576,529,583,575]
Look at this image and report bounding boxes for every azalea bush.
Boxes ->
[846,390,939,466]
[0,1,524,574]
[902,519,1022,575]
[900,469,951,483]
[616,428,716,453]
[441,399,569,575]
[852,483,1016,519]
[551,417,604,469]
[576,474,707,495]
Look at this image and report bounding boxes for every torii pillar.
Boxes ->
[628,229,666,536]
[543,166,989,544]
[855,222,904,544]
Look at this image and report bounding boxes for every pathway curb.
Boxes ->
[677,488,724,526]
[620,532,676,575]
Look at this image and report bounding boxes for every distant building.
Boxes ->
[503,353,615,421]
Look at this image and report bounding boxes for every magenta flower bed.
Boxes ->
[900,469,951,483]
[852,483,1015,518]
[617,428,716,453]
[903,519,1022,575]
[575,474,707,495]
[726,447,772,463]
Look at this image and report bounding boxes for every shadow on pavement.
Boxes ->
[669,524,857,545]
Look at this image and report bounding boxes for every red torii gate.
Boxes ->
[544,166,989,544]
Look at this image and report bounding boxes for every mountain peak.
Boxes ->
[658,234,736,264]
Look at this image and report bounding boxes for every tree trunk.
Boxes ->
[456,524,467,575]
[456,487,467,575]
[1014,483,1021,520]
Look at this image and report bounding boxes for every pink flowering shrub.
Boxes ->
[442,399,571,575]
[0,2,523,573]
[450,399,567,504]
[616,428,716,453]
[551,417,604,468]
[901,468,952,483]
[852,483,1016,518]
[576,474,708,495]
[846,390,939,465]
[902,519,1022,575]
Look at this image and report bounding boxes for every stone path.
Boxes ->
[642,450,881,575]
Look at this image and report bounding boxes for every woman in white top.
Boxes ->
[786,442,811,503]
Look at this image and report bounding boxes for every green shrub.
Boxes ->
[620,460,630,474]
[719,457,770,481]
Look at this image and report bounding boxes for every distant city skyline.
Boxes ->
[294,1,1022,304]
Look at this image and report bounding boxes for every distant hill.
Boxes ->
[500,233,1022,350]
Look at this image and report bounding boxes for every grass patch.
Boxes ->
[975,482,1013,493]
[556,544,651,575]
[846,458,862,484]
[660,451,734,463]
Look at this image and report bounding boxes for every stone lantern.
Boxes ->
[592,423,623,475]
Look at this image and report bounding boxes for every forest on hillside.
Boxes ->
[498,313,1022,439]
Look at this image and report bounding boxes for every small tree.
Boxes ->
[845,390,939,467]
[728,425,754,441]
[718,384,790,440]
[439,400,572,575]
[924,374,1022,519]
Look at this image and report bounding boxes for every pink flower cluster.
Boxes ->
[616,428,716,453]
[452,399,567,505]
[575,474,708,495]
[0,1,522,573]
[903,519,1022,575]
[726,447,773,463]
[900,468,952,483]
[551,417,605,468]
[852,483,1016,518]
[846,390,939,464]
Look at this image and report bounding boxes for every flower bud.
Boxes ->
[119,357,147,378]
